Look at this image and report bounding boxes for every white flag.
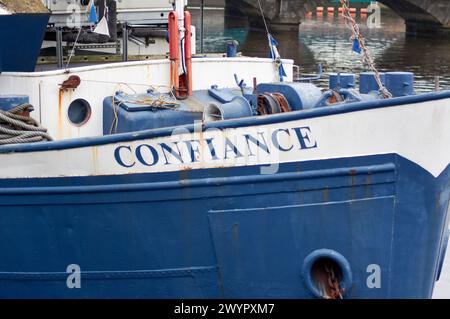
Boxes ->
[93,16,110,37]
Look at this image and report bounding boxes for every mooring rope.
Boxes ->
[0,104,53,145]
[340,0,392,98]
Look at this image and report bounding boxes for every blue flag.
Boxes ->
[89,1,98,24]
[352,38,361,54]
[268,34,287,82]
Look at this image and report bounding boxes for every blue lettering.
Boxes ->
[244,132,270,156]
[159,142,184,165]
[224,138,243,159]
[184,140,202,163]
[271,129,294,152]
[293,127,317,150]
[114,146,135,168]
[205,138,219,160]
[136,144,159,166]
[116,126,317,169]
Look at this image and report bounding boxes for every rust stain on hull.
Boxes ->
[57,89,64,140]
[322,188,330,202]
[349,169,358,186]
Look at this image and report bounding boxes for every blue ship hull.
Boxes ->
[0,155,448,298]
[0,91,450,299]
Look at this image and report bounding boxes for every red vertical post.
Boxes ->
[184,11,193,97]
[168,11,180,94]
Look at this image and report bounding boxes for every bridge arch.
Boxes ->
[377,0,450,36]
[225,0,450,36]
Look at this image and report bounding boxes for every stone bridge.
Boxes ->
[225,0,450,36]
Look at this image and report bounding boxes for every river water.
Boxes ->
[191,7,450,93]
[190,5,450,298]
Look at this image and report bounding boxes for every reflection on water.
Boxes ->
[191,8,450,93]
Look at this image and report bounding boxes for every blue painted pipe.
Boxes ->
[314,89,362,108]
[204,96,253,122]
[339,89,363,102]
[314,90,335,108]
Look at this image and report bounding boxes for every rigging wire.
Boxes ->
[256,0,270,36]
[256,0,286,81]
[65,27,82,70]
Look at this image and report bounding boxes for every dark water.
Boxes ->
[191,8,450,93]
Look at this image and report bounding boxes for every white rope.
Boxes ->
[0,104,52,145]
[340,0,392,98]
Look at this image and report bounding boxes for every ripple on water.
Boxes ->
[192,9,450,93]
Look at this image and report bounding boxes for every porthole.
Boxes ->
[68,99,92,126]
[302,249,353,299]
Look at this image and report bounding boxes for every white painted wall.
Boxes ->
[0,58,293,140]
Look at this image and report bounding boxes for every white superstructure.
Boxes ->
[0,58,293,140]
[42,0,176,26]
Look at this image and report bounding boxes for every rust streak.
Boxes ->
[349,169,358,186]
[322,188,330,203]
[365,174,372,185]
[57,89,64,140]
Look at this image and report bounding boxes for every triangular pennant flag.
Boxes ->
[89,1,98,24]
[93,16,110,37]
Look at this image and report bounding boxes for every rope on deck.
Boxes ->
[0,104,53,145]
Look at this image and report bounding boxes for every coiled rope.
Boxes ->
[340,0,392,98]
[0,104,53,145]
